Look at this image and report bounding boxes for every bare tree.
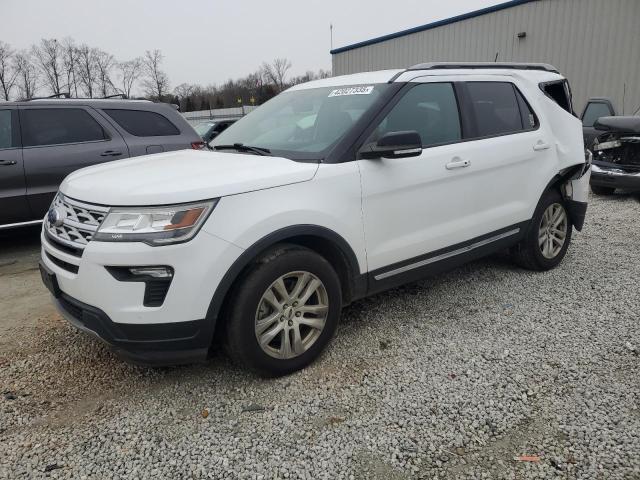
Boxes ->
[31,38,65,96]
[14,52,38,100]
[76,44,98,98]
[0,41,18,101]
[142,49,170,100]
[116,57,142,98]
[261,58,292,92]
[61,38,79,97]
[94,49,115,97]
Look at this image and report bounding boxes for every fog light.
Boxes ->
[128,266,174,278]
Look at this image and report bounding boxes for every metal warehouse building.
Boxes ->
[331,0,640,113]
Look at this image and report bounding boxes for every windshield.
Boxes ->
[210,84,389,160]
[195,122,215,136]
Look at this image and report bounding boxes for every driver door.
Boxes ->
[358,81,475,276]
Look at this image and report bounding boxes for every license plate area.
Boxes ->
[39,262,61,298]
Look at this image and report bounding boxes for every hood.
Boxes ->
[595,116,640,135]
[60,149,319,206]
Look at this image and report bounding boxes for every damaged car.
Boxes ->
[590,115,640,195]
[581,97,640,195]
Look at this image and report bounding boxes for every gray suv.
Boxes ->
[0,99,202,228]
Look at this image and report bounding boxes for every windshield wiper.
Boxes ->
[213,143,271,156]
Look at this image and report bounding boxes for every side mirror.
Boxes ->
[359,131,422,159]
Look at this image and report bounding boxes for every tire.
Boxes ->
[591,185,616,196]
[225,244,342,376]
[512,189,572,271]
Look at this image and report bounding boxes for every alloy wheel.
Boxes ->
[538,203,568,259]
[254,271,329,359]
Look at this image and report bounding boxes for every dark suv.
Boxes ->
[0,99,203,228]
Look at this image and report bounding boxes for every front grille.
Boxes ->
[46,252,79,274]
[45,194,110,251]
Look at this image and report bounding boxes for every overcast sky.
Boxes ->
[3,0,502,88]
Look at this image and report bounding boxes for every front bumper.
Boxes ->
[40,228,244,365]
[590,162,640,191]
[54,288,210,365]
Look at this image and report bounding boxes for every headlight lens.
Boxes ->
[94,199,218,245]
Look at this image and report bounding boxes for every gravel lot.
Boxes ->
[1,193,639,480]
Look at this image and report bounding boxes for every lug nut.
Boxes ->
[288,319,293,326]
[292,301,298,307]
[295,312,301,317]
[280,316,285,322]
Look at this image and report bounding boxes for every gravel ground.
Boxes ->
[1,193,639,480]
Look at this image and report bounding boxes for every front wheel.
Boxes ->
[512,189,572,271]
[225,244,342,376]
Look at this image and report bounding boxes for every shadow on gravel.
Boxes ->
[0,225,42,265]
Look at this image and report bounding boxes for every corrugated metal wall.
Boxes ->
[332,0,640,113]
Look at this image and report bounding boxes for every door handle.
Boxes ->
[0,160,17,166]
[100,150,123,157]
[533,142,551,151]
[446,158,471,170]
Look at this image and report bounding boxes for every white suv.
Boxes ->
[40,63,591,375]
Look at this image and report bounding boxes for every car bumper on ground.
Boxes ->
[40,228,244,366]
[590,162,640,191]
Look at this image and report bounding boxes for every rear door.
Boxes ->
[581,99,616,147]
[19,105,128,218]
[0,108,30,225]
[457,79,556,229]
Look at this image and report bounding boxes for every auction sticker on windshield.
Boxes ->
[328,86,374,97]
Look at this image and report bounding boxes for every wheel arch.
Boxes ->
[204,225,366,346]
[540,164,587,231]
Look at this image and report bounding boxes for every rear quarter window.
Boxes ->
[103,109,180,137]
[540,80,574,115]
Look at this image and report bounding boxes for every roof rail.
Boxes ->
[103,93,128,99]
[25,92,71,101]
[407,62,559,73]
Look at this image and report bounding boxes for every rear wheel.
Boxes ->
[512,189,572,271]
[225,245,342,376]
[591,185,616,195]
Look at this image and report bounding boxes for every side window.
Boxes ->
[582,102,614,127]
[22,108,106,147]
[466,82,525,137]
[103,109,180,137]
[515,89,539,130]
[0,110,14,149]
[372,83,461,147]
[541,80,573,114]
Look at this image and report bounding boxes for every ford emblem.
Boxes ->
[47,208,65,227]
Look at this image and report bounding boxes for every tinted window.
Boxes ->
[467,82,525,137]
[0,110,13,149]
[104,109,180,137]
[373,83,461,147]
[22,108,106,147]
[582,102,613,127]
[542,81,573,114]
[515,89,538,130]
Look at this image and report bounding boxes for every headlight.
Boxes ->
[93,199,218,245]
